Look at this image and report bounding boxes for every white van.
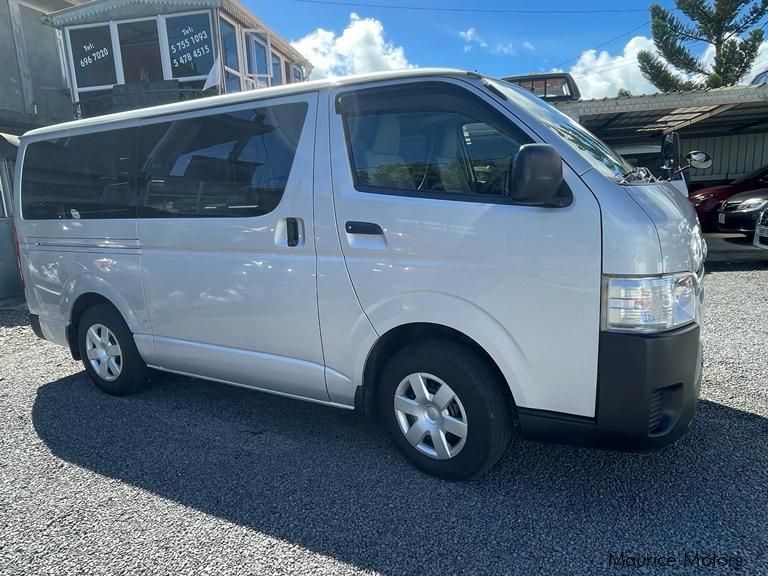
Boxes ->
[15,70,706,480]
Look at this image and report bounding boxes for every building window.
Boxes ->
[271,53,283,85]
[225,72,241,93]
[246,32,269,87]
[220,18,242,92]
[69,25,116,88]
[220,19,239,71]
[165,13,214,79]
[118,20,163,83]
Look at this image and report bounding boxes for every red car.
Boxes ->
[689,164,768,230]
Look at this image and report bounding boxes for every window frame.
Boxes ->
[64,10,216,106]
[219,14,244,92]
[115,17,164,84]
[161,10,215,82]
[335,80,558,206]
[243,28,272,87]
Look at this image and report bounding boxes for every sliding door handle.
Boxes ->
[286,217,299,247]
[345,221,383,235]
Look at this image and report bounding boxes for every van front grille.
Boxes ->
[648,391,663,433]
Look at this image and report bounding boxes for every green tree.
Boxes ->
[638,0,768,91]
[617,88,633,97]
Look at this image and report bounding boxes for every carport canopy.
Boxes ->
[556,84,768,145]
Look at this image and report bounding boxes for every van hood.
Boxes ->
[624,181,705,274]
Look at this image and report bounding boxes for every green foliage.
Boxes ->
[638,0,768,91]
[617,88,633,97]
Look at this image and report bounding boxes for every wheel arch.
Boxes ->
[66,292,124,360]
[357,322,516,418]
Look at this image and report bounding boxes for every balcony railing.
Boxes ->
[74,83,207,119]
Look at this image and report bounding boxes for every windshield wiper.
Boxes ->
[616,166,656,184]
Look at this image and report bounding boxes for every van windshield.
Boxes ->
[485,78,634,181]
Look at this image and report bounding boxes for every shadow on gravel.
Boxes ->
[33,373,768,574]
[705,260,768,272]
[0,309,30,328]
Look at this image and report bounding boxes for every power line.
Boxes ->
[288,0,649,14]
[552,21,650,69]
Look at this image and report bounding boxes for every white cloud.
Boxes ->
[459,27,487,52]
[747,41,768,81]
[291,13,412,79]
[460,27,528,56]
[567,36,663,99]
[566,36,768,99]
[522,41,535,52]
[493,42,516,55]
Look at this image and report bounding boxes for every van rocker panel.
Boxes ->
[517,323,701,449]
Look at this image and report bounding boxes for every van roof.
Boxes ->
[23,68,479,140]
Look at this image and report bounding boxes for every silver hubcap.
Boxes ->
[85,323,122,382]
[394,372,468,460]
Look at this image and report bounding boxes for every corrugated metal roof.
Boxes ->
[556,84,768,142]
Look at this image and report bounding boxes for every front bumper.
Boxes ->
[518,323,702,450]
[716,210,760,233]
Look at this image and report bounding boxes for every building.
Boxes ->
[0,0,90,134]
[43,0,313,118]
[556,84,768,188]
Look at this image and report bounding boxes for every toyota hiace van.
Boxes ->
[15,70,706,479]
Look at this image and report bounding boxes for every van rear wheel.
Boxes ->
[78,304,148,396]
[377,340,512,480]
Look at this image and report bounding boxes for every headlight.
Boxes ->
[689,195,707,207]
[736,198,768,212]
[602,273,698,333]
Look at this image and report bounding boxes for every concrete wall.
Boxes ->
[0,0,26,120]
[0,0,73,134]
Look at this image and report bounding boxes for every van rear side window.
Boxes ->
[21,101,308,221]
[137,102,308,218]
[22,129,137,220]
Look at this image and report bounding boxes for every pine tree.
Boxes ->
[638,0,768,91]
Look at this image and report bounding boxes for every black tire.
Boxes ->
[78,303,149,396]
[377,339,513,480]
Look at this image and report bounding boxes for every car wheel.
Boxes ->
[78,303,149,396]
[377,339,513,480]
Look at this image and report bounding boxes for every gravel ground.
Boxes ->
[1,270,767,575]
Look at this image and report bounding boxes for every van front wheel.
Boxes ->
[377,340,512,480]
[78,304,148,396]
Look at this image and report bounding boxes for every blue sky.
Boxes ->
[244,0,768,98]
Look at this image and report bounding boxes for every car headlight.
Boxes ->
[736,198,768,212]
[689,195,707,207]
[602,273,698,333]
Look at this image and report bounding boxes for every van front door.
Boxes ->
[137,95,327,401]
[329,80,603,418]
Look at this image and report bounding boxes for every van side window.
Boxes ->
[137,102,308,218]
[339,82,532,200]
[21,129,137,220]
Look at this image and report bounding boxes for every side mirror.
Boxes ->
[510,144,565,205]
[686,151,712,170]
